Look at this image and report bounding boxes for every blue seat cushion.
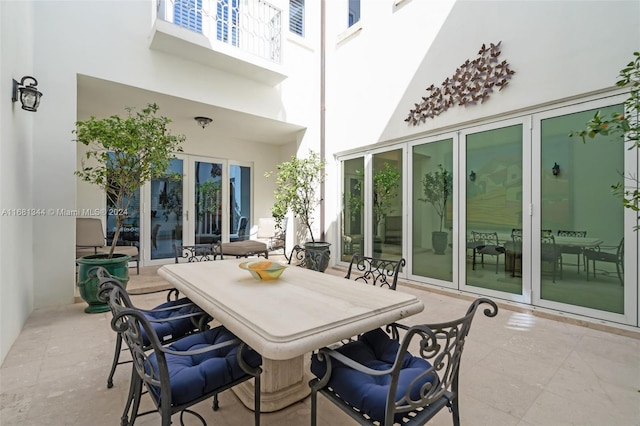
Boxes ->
[148,326,262,406]
[141,298,200,345]
[311,328,437,423]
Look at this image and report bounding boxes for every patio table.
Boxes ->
[158,259,424,412]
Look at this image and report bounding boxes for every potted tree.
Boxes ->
[265,150,329,271]
[349,162,401,252]
[419,164,453,255]
[75,103,185,312]
[372,162,401,244]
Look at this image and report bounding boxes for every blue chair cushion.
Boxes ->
[148,326,262,406]
[311,328,437,423]
[141,298,200,345]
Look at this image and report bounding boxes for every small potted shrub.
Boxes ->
[265,150,329,271]
[419,164,453,255]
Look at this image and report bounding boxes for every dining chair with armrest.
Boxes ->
[471,231,506,273]
[557,230,587,274]
[93,267,211,390]
[584,237,624,285]
[345,254,406,290]
[309,298,498,426]
[105,280,263,426]
[541,234,563,283]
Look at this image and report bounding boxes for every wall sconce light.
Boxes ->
[469,170,476,182]
[552,162,560,177]
[194,116,212,129]
[12,76,43,112]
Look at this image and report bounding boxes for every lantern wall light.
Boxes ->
[12,76,43,112]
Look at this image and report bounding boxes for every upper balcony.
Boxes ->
[151,0,287,85]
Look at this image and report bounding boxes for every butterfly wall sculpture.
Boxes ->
[405,41,515,126]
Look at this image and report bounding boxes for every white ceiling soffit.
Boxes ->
[76,75,304,145]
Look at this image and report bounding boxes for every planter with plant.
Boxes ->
[372,163,401,245]
[348,162,401,253]
[265,150,329,271]
[419,164,453,255]
[75,103,185,312]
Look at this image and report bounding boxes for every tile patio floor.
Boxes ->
[1,263,639,425]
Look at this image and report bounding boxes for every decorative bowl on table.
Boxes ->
[239,260,287,281]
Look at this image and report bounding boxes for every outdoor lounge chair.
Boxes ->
[76,217,139,274]
[250,217,287,257]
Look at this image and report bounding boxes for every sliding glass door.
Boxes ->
[533,97,635,323]
[461,121,526,300]
[411,137,454,283]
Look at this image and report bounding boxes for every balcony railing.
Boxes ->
[158,0,282,64]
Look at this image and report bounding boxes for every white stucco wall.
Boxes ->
[0,0,37,362]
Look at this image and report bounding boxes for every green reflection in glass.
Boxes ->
[412,139,453,282]
[541,104,624,313]
[466,125,523,294]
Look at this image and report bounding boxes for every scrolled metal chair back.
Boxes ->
[345,253,406,290]
[385,298,498,424]
[108,289,170,408]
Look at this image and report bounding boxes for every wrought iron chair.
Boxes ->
[507,228,523,277]
[557,230,587,274]
[541,234,563,283]
[92,267,211,390]
[584,237,624,285]
[288,244,307,267]
[173,243,219,263]
[471,231,506,273]
[104,278,262,426]
[345,254,406,290]
[309,298,499,426]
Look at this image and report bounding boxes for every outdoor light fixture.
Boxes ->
[194,116,212,128]
[469,170,476,182]
[12,76,43,112]
[552,162,560,177]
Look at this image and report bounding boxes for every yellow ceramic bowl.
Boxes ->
[239,260,287,281]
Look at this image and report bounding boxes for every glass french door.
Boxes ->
[144,155,252,265]
[149,158,185,261]
[341,156,365,262]
[533,95,636,324]
[410,137,454,284]
[460,119,529,303]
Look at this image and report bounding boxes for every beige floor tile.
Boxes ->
[1,265,639,426]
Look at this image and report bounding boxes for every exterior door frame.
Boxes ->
[531,94,638,326]
[457,116,532,305]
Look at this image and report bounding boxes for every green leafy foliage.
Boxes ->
[372,163,401,229]
[419,164,453,232]
[265,150,326,242]
[348,163,401,232]
[74,103,185,256]
[570,51,640,227]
